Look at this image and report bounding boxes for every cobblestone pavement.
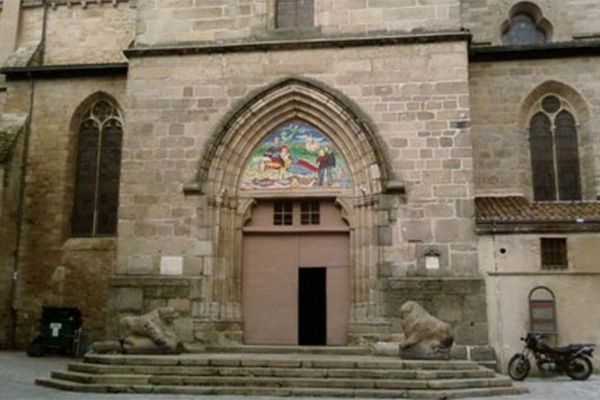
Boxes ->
[1,351,598,400]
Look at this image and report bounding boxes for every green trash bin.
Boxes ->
[26,306,82,357]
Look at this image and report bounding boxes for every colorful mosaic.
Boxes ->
[240,120,352,190]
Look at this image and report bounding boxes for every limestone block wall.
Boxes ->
[479,234,600,370]
[7,76,127,348]
[107,276,201,343]
[120,40,479,342]
[136,0,461,47]
[461,0,600,45]
[15,6,43,45]
[385,277,488,345]
[0,0,21,65]
[15,1,135,65]
[469,58,600,198]
[0,130,24,348]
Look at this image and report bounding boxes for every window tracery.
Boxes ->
[529,95,581,201]
[72,99,123,236]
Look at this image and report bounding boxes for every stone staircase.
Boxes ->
[36,347,526,399]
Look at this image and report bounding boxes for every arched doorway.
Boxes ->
[240,119,353,345]
[192,78,397,344]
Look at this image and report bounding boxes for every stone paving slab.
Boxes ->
[1,351,599,400]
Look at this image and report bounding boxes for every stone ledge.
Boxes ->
[61,237,116,251]
[387,277,485,291]
[21,0,129,9]
[110,275,194,287]
[470,40,600,62]
[125,31,471,59]
[488,271,600,276]
[388,277,484,282]
[1,63,128,80]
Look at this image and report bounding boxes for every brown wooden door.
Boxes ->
[242,200,350,345]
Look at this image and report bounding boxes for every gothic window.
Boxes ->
[72,100,123,236]
[275,0,314,29]
[501,3,552,45]
[529,95,581,201]
[502,14,547,45]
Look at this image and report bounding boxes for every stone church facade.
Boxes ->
[1,0,599,369]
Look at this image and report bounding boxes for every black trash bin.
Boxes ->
[26,306,82,357]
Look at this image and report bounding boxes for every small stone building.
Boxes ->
[0,0,599,370]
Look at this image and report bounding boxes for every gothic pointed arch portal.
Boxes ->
[194,78,394,344]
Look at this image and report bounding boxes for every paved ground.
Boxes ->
[1,351,598,400]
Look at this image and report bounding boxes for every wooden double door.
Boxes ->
[242,200,350,345]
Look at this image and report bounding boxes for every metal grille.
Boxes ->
[273,200,293,225]
[72,100,123,236]
[300,200,320,225]
[541,238,568,270]
[275,0,314,29]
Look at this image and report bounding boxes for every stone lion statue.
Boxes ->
[398,301,454,359]
[119,307,183,354]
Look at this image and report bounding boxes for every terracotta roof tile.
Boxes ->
[475,196,600,223]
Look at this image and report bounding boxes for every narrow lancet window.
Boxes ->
[72,99,123,236]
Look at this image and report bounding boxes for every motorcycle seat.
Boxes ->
[552,344,592,353]
[553,345,579,353]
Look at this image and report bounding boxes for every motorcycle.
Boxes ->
[508,333,595,381]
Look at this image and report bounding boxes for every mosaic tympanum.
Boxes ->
[241,120,351,190]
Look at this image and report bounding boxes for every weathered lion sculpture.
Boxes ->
[398,301,454,359]
[119,307,183,354]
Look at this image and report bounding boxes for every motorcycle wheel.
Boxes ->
[566,356,593,381]
[508,354,531,381]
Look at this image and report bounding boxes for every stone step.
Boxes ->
[68,362,496,380]
[51,371,150,385]
[202,345,369,356]
[36,378,527,399]
[83,353,481,371]
[48,370,514,391]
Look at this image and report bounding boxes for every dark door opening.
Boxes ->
[298,267,327,345]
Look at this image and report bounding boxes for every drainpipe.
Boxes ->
[8,0,48,349]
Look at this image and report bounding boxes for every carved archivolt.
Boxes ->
[197,77,393,199]
[193,78,391,326]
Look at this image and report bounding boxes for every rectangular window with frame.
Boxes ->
[300,200,320,225]
[540,238,568,270]
[273,200,294,225]
[275,0,314,29]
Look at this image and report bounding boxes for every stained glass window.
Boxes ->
[72,100,123,236]
[529,96,581,201]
